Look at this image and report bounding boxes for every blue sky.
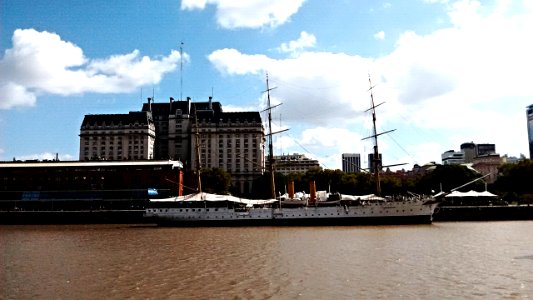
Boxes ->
[1,0,532,169]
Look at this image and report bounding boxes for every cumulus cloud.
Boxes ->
[278,31,316,54]
[208,0,533,168]
[181,0,306,29]
[0,29,184,110]
[374,31,385,40]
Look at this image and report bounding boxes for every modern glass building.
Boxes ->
[527,104,533,159]
[342,153,361,173]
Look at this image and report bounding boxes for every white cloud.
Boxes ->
[0,29,184,110]
[208,0,533,169]
[181,0,306,29]
[374,31,385,40]
[278,31,316,54]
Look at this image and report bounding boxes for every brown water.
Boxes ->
[1,222,533,299]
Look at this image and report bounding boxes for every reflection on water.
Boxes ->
[2,222,533,299]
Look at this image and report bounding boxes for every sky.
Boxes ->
[1,0,532,170]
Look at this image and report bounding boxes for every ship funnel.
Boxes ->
[288,181,295,199]
[309,181,316,205]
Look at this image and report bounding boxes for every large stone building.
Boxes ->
[271,153,321,175]
[141,97,265,193]
[79,111,155,161]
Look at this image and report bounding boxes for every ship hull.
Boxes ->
[149,214,434,227]
[145,202,438,226]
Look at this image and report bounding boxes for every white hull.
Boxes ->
[145,199,439,226]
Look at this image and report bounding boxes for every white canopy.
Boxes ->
[340,194,386,201]
[445,190,497,198]
[150,192,278,206]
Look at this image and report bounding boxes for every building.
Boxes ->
[79,111,155,161]
[368,153,383,171]
[460,142,476,163]
[443,142,497,165]
[271,153,321,175]
[0,160,182,213]
[441,150,464,165]
[141,97,195,162]
[526,104,533,159]
[444,141,502,183]
[142,97,265,194]
[476,143,496,156]
[472,154,503,184]
[342,153,361,173]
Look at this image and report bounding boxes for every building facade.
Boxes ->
[472,154,503,184]
[79,112,155,161]
[441,150,465,165]
[342,153,361,173]
[272,153,321,175]
[460,142,477,163]
[142,97,265,194]
[526,104,533,159]
[476,143,496,157]
[368,153,383,171]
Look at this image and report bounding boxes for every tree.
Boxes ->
[200,168,232,195]
[414,164,483,194]
[493,160,533,195]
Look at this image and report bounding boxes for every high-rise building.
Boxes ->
[79,111,155,161]
[527,104,533,158]
[342,153,361,173]
[368,153,383,171]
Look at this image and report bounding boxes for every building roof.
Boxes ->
[143,98,262,124]
[142,98,223,116]
[0,160,183,169]
[81,111,152,128]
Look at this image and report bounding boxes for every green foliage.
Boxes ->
[414,164,483,194]
[200,168,232,194]
[493,160,533,195]
[186,160,533,201]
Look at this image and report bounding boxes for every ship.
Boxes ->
[144,76,440,226]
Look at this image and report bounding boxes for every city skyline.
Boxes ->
[1,0,532,170]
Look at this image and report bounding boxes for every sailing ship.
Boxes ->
[144,76,440,226]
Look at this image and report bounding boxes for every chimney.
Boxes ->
[187,97,191,114]
[208,96,213,110]
[147,97,152,112]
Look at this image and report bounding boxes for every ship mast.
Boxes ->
[363,76,395,197]
[266,74,276,199]
[194,110,202,194]
[368,77,381,195]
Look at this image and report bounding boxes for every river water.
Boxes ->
[1,221,533,299]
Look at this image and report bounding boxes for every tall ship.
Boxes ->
[0,160,183,223]
[144,76,440,226]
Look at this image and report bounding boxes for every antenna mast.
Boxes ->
[180,42,184,101]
